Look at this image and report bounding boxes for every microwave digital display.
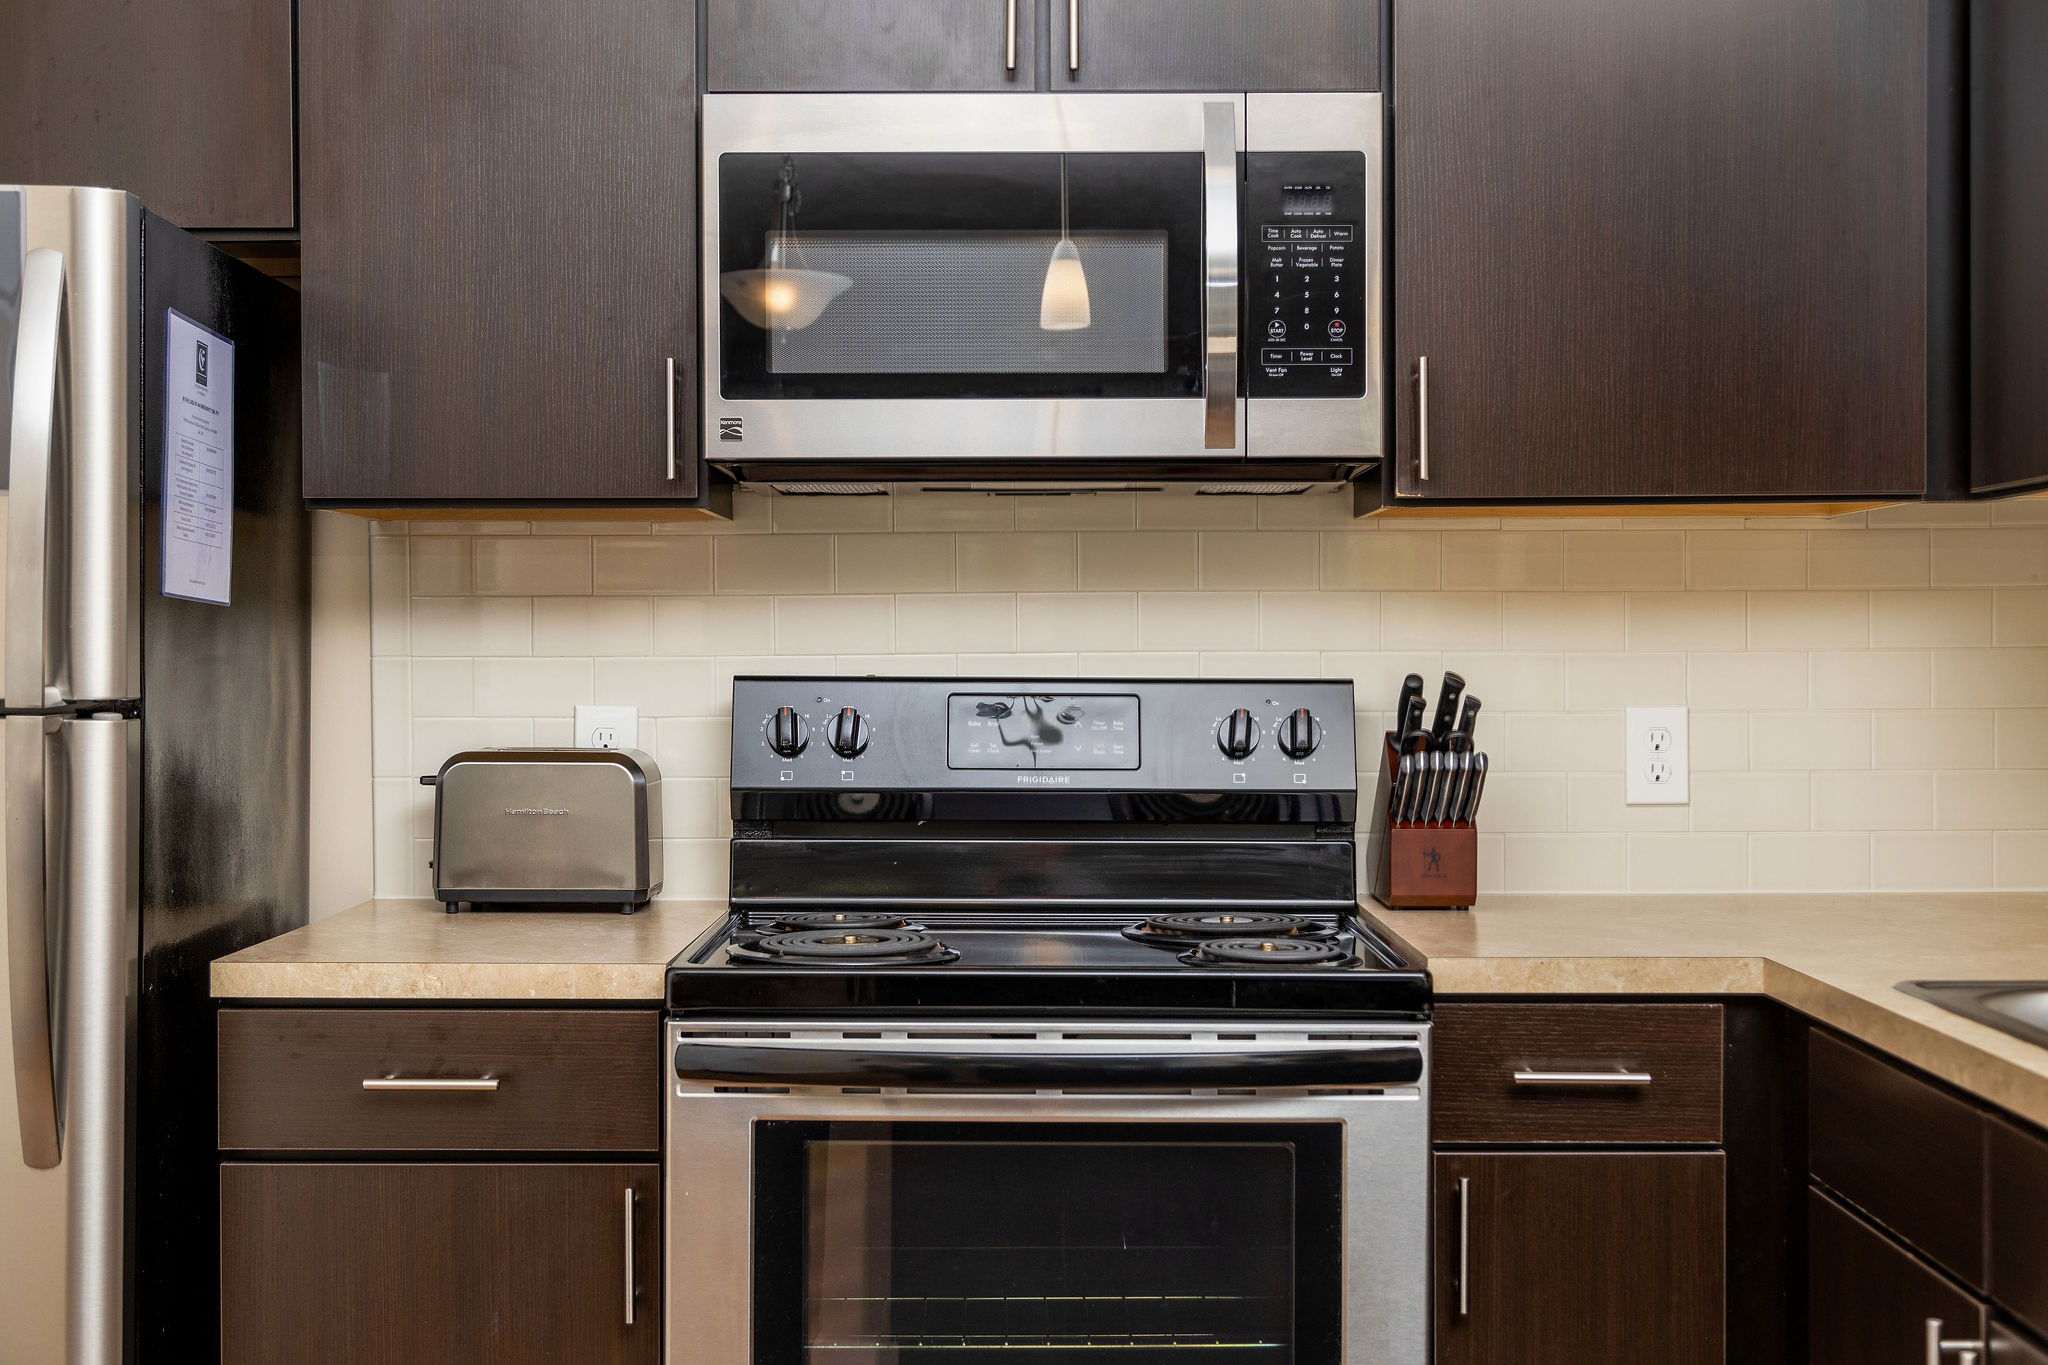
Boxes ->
[1283,183,1336,217]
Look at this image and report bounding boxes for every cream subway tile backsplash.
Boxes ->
[363,496,2048,894]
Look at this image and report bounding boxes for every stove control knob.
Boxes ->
[827,706,872,759]
[1277,707,1320,759]
[767,706,809,758]
[1218,708,1260,760]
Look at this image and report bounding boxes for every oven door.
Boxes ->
[665,1020,1429,1365]
[701,94,1243,463]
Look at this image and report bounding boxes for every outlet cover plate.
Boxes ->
[1625,706,1689,805]
[574,705,639,751]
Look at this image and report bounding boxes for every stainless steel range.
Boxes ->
[665,677,1431,1365]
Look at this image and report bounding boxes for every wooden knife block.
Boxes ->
[1365,733,1477,910]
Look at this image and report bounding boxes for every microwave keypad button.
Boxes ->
[1322,349,1353,366]
[1330,225,1354,242]
[1327,319,1348,341]
[1285,226,1306,240]
[1263,226,1284,242]
[1262,348,1290,365]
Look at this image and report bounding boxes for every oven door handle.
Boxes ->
[673,1038,1422,1090]
[1202,100,1239,451]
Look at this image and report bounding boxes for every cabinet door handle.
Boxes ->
[1006,0,1017,70]
[665,356,678,481]
[1069,0,1080,71]
[623,1186,638,1326]
[1417,355,1429,481]
[1512,1068,1653,1086]
[1455,1175,1470,1318]
[1926,1319,1987,1365]
[361,1077,500,1092]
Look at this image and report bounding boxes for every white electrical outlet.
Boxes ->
[1625,706,1690,805]
[574,705,640,750]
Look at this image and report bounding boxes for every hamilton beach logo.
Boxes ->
[505,807,571,816]
[1014,774,1072,785]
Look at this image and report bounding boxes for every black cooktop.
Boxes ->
[665,910,1431,1017]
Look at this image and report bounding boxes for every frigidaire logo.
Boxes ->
[1014,774,1072,785]
[505,807,571,816]
[718,416,744,442]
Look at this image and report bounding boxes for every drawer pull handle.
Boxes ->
[1926,1319,1987,1365]
[1455,1175,1470,1318]
[361,1077,501,1092]
[624,1186,638,1326]
[1511,1069,1653,1086]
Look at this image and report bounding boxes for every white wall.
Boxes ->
[366,490,2048,897]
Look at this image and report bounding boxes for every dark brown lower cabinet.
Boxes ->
[1434,1152,1724,1365]
[221,1162,659,1365]
[1808,1187,1983,1365]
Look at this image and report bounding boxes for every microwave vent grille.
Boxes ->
[769,482,889,496]
[1198,482,1314,496]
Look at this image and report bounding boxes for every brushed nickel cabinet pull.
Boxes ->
[1455,1175,1470,1318]
[1417,355,1430,481]
[1511,1068,1653,1085]
[624,1187,638,1325]
[665,356,678,481]
[361,1077,500,1092]
[1006,0,1017,70]
[1926,1319,1988,1365]
[1069,0,1080,71]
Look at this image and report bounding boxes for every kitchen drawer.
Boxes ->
[219,1009,660,1152]
[1992,1117,2048,1339]
[1808,1029,1986,1290]
[1431,1003,1723,1145]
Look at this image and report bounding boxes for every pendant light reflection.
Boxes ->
[719,157,851,332]
[1039,154,1092,332]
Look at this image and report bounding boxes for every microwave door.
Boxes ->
[702,93,1246,464]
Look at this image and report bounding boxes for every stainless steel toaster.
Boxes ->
[423,749,664,912]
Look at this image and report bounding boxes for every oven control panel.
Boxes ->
[732,677,1357,798]
[1245,152,1370,400]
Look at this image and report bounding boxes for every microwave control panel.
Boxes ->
[1246,152,1370,399]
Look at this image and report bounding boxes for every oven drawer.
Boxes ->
[1431,1003,1723,1145]
[219,1009,659,1152]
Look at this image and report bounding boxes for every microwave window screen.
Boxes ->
[764,232,1168,375]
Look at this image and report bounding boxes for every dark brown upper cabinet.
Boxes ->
[1391,0,1930,502]
[708,0,1038,92]
[1052,0,1379,91]
[298,0,703,506]
[1435,1152,1725,1365]
[0,0,294,230]
[1968,0,2048,495]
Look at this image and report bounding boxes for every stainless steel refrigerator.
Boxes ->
[3,185,309,1365]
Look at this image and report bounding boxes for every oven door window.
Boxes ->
[753,1121,1343,1365]
[717,153,1205,400]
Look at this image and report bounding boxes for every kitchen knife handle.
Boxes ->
[1430,672,1466,742]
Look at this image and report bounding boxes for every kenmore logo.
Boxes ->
[1014,774,1072,785]
[718,417,744,442]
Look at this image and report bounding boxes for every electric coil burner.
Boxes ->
[666,677,1433,1365]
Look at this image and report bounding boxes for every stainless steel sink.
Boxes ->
[1898,981,2048,1050]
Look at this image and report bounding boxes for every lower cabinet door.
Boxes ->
[1809,1186,1985,1365]
[222,1163,659,1365]
[1435,1152,1724,1365]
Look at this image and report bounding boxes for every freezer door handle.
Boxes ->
[5,715,60,1167]
[6,246,69,712]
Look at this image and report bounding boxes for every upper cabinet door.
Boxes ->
[1052,0,1379,91]
[0,0,294,230]
[299,0,698,503]
[1968,0,2048,495]
[1392,0,1929,501]
[708,0,1036,92]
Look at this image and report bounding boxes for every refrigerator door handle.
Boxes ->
[7,246,69,1172]
[7,246,70,712]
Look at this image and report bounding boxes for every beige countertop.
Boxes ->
[1365,892,2048,1128]
[210,898,727,1002]
[214,892,2048,1127]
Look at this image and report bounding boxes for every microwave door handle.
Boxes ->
[674,1037,1424,1090]
[7,247,69,1171]
[1202,102,1239,451]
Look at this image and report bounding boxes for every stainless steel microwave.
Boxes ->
[701,92,1383,483]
